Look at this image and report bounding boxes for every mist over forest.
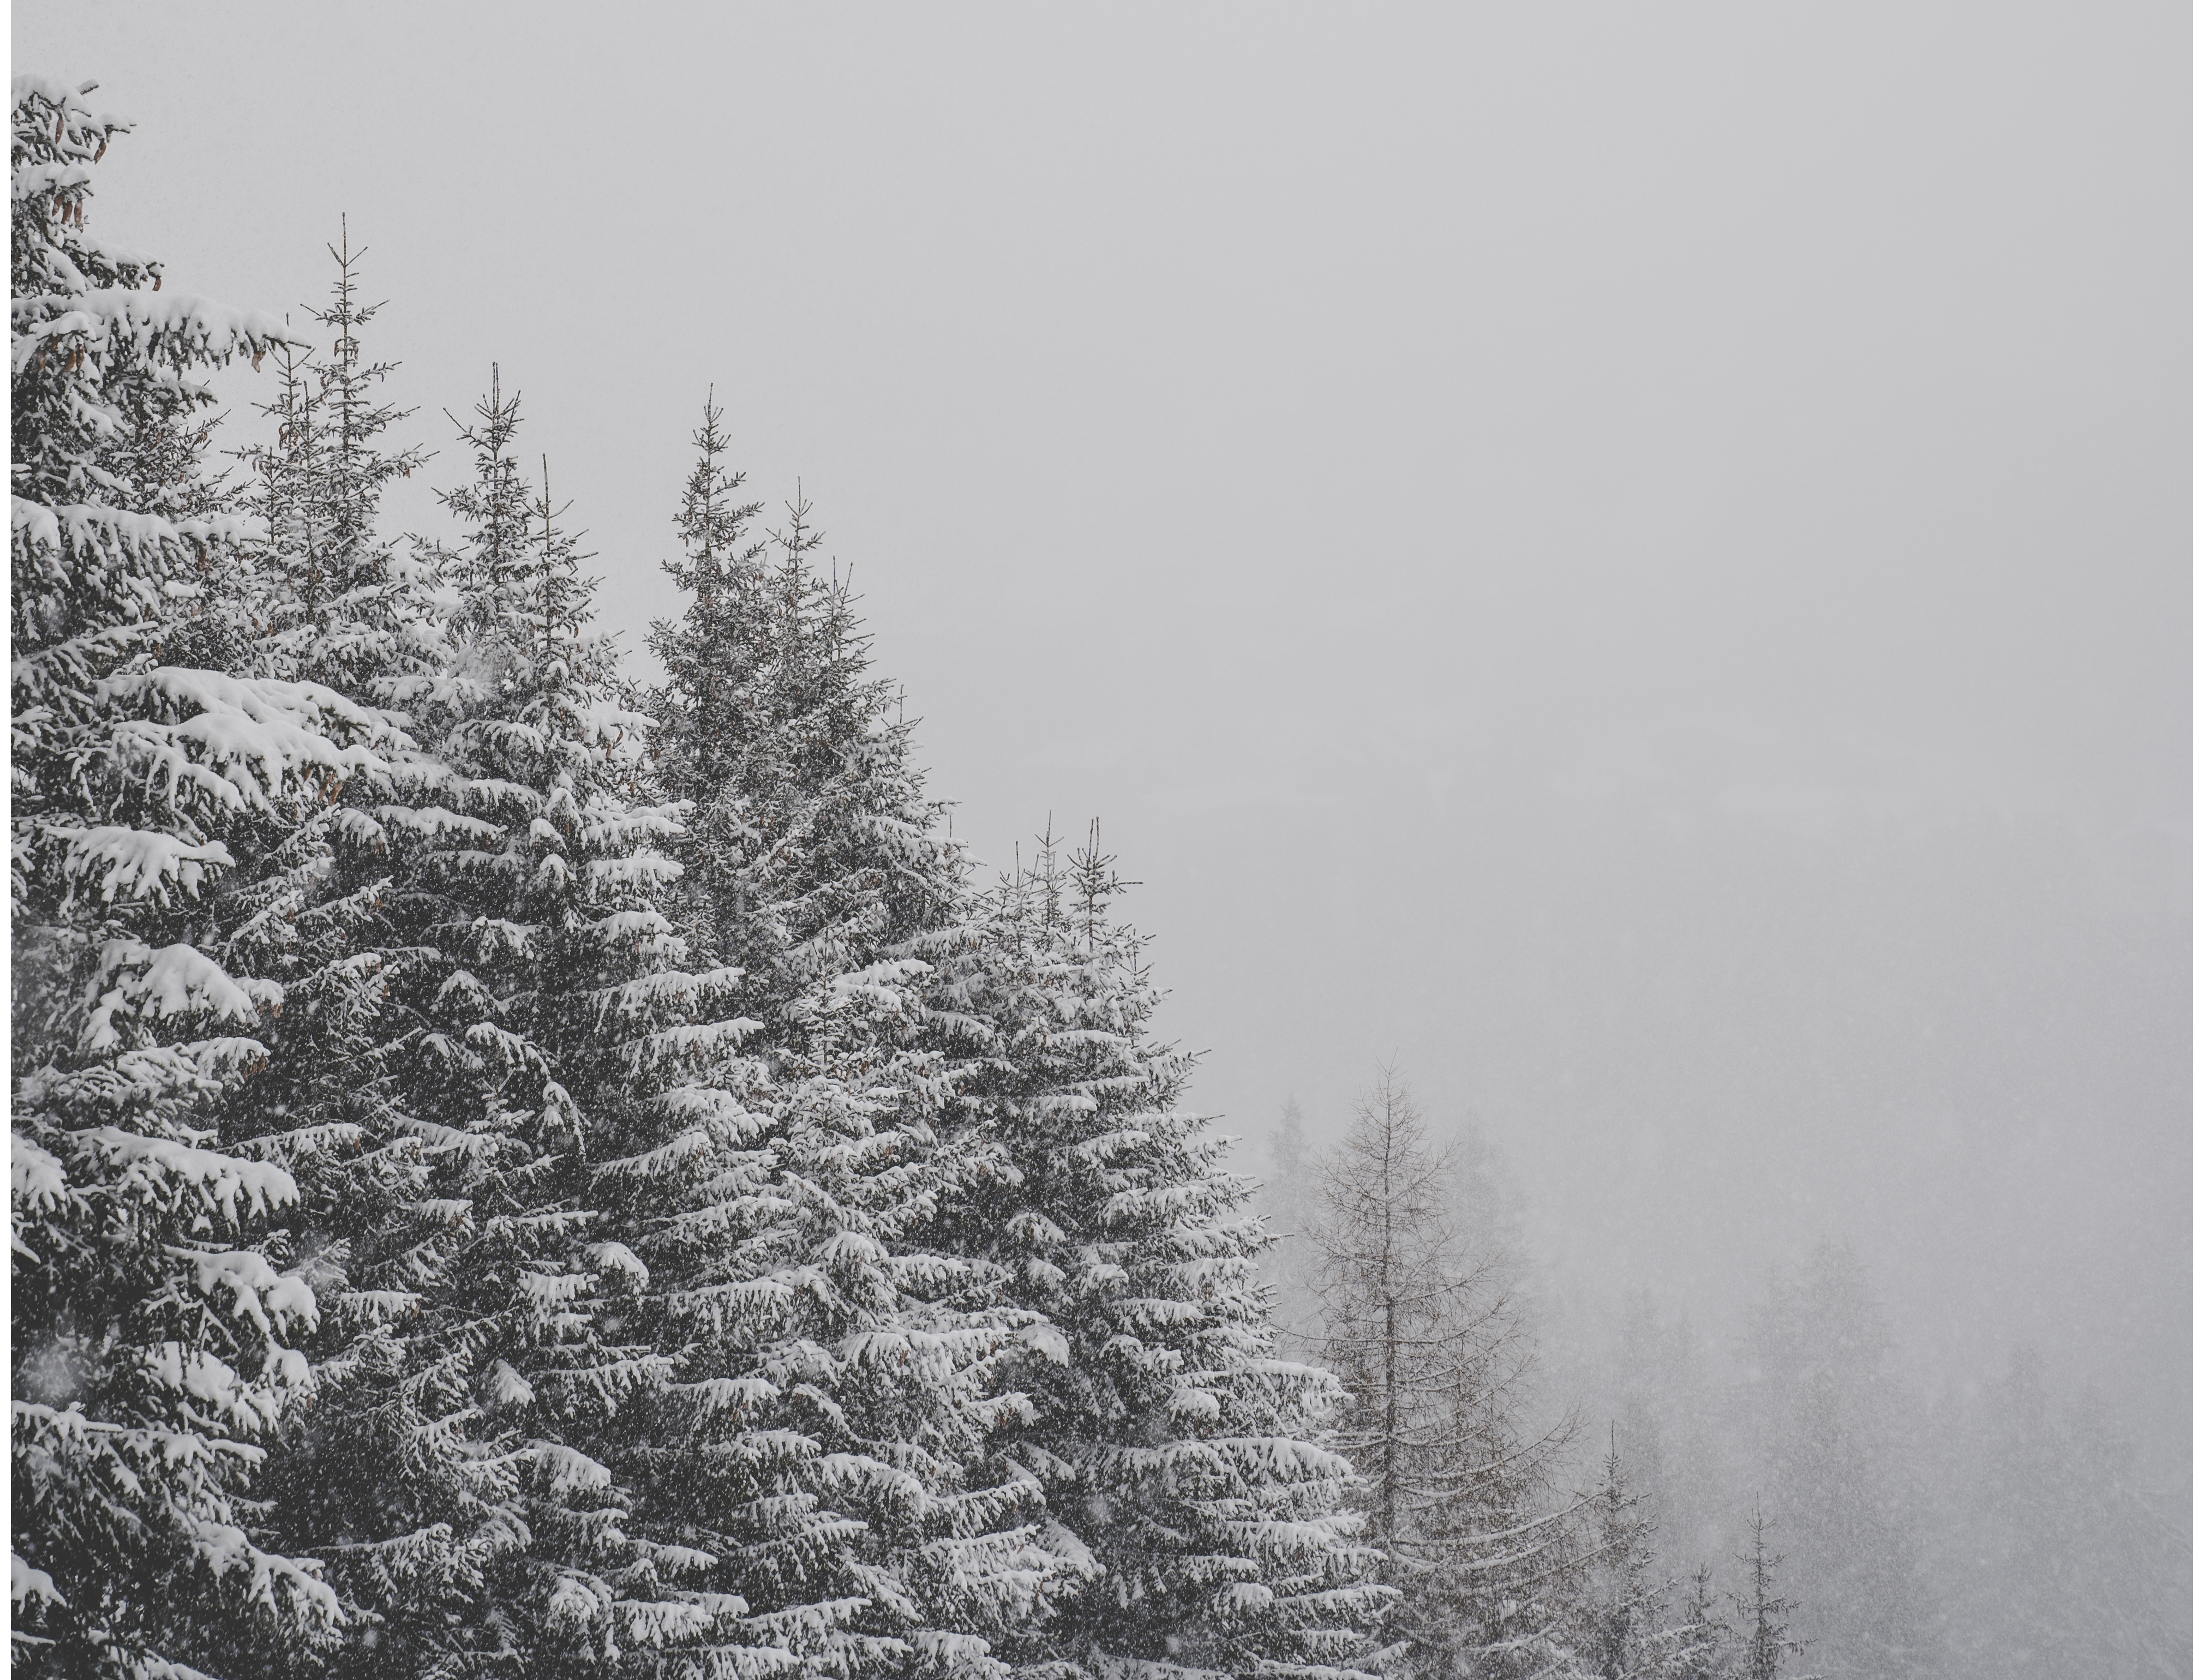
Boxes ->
[10,7,2188,1680]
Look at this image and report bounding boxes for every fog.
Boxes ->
[19,0,2188,1635]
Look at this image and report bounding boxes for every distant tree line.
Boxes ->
[1264,1073,1802,1680]
[1260,1081,2189,1680]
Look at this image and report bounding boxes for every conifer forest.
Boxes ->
[8,17,2188,1680]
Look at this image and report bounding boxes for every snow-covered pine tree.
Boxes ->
[1569,1429,1681,1680]
[260,376,714,1676]
[1733,1510,1805,1680]
[211,229,448,1215]
[602,989,1070,1680]
[228,322,317,664]
[613,425,1071,1676]
[647,462,970,1028]
[1307,1070,1584,1680]
[639,393,770,976]
[183,237,566,1680]
[938,825,1389,1680]
[1671,1565,1730,1680]
[10,73,412,1678]
[415,362,532,650]
[235,217,436,692]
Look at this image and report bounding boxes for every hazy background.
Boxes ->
[15,3,2188,1493]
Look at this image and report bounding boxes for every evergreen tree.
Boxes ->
[420,363,533,650]
[937,825,1389,1680]
[10,73,403,1678]
[1571,1429,1677,1680]
[1672,1565,1731,1680]
[229,323,317,664]
[1307,1070,1582,1679]
[1732,1510,1805,1680]
[211,226,447,1196]
[255,375,710,1676]
[1553,1298,1747,1680]
[640,393,770,977]
[1740,1243,1931,1678]
[235,218,436,692]
[647,460,969,1031]
[612,418,1063,1677]
[199,242,535,1680]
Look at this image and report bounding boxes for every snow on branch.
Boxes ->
[11,284,288,374]
[70,1126,299,1228]
[11,496,256,572]
[56,825,232,906]
[85,940,278,1052]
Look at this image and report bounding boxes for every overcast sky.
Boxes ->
[15,3,2188,1480]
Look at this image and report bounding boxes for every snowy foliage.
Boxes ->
[1565,1432,1715,1680]
[613,422,1087,1677]
[11,74,346,1679]
[252,373,701,1677]
[231,218,440,694]
[944,827,1391,1680]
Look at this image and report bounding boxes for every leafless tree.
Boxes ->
[1309,1066,1584,1678]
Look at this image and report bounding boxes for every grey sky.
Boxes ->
[15,3,2188,1478]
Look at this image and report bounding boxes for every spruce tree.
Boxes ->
[235,217,435,692]
[1733,1510,1805,1680]
[229,324,318,667]
[10,73,403,1678]
[617,419,1071,1676]
[640,393,770,977]
[1572,1429,1675,1680]
[646,465,970,1027]
[201,241,538,1680]
[259,375,710,1676]
[1672,1565,1730,1680]
[943,826,1390,1680]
